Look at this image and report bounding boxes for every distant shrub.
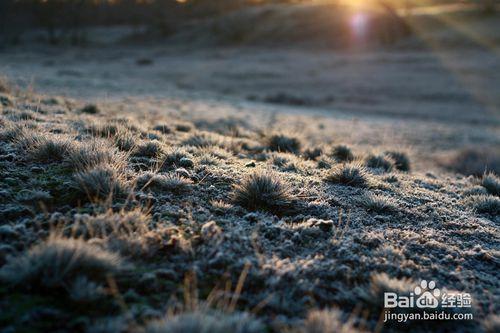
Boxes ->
[481,172,500,196]
[0,237,123,289]
[384,151,410,171]
[145,312,263,333]
[331,145,354,162]
[233,171,294,214]
[302,309,361,333]
[326,163,370,188]
[81,104,100,114]
[136,172,192,194]
[443,147,500,176]
[266,133,301,154]
[360,193,397,213]
[467,195,500,215]
[73,165,130,201]
[365,154,394,172]
[133,140,164,158]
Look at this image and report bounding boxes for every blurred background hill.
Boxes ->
[1,0,499,49]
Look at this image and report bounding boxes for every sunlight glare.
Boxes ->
[350,12,369,40]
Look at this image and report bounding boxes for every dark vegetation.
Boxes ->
[1,1,497,46]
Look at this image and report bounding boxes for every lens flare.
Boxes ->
[350,12,369,40]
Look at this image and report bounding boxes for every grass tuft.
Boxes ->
[67,139,126,171]
[480,172,500,196]
[153,124,171,134]
[0,76,12,94]
[360,193,398,213]
[162,147,194,169]
[233,171,294,214]
[0,236,123,289]
[73,165,130,201]
[266,133,301,154]
[182,132,218,148]
[133,140,164,158]
[384,151,410,171]
[17,133,73,163]
[326,163,370,188]
[443,147,500,176]
[81,104,100,114]
[136,172,192,193]
[303,309,361,333]
[365,154,394,172]
[331,145,354,162]
[467,195,500,215]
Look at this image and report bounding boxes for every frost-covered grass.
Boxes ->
[0,91,497,333]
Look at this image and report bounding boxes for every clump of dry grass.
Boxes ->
[266,133,302,154]
[0,236,123,289]
[75,210,187,258]
[360,193,397,213]
[467,195,500,215]
[0,123,26,142]
[114,129,138,151]
[17,132,73,163]
[68,276,105,303]
[133,140,164,158]
[365,154,394,172]
[481,172,500,196]
[182,132,219,148]
[136,172,192,193]
[233,171,294,214]
[175,122,193,132]
[326,163,370,188]
[78,210,150,239]
[0,76,13,93]
[80,104,100,114]
[331,145,354,162]
[153,124,171,134]
[145,311,263,333]
[73,165,130,201]
[302,309,362,333]
[162,147,194,169]
[303,147,322,160]
[360,273,413,313]
[384,151,410,171]
[87,122,123,138]
[442,147,500,176]
[66,139,127,171]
